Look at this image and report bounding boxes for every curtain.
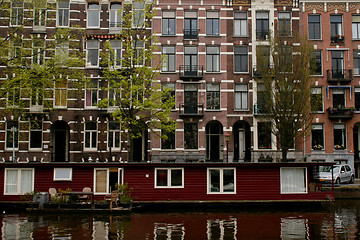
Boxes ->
[6,170,18,194]
[96,170,107,193]
[281,168,306,193]
[21,170,33,194]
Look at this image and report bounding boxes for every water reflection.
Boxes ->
[2,200,360,239]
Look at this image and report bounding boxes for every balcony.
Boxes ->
[330,35,345,44]
[254,104,269,115]
[256,30,269,41]
[184,29,198,40]
[327,107,354,120]
[327,69,353,84]
[179,65,204,80]
[179,103,204,118]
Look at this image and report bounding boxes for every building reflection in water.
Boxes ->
[280,217,309,240]
[206,218,237,240]
[154,223,185,240]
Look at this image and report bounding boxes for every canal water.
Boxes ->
[1,200,360,239]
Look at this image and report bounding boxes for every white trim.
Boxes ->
[4,168,35,195]
[53,168,73,181]
[154,168,184,188]
[94,168,110,195]
[280,167,308,194]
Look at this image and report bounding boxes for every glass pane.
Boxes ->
[210,170,220,192]
[6,170,18,194]
[223,170,234,192]
[157,169,168,186]
[95,170,107,193]
[171,170,182,186]
[21,170,33,194]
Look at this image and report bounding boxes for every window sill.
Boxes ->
[29,149,43,152]
[84,149,98,152]
[205,71,221,74]
[310,74,324,77]
[234,72,250,74]
[87,26,100,29]
[233,35,249,38]
[161,34,177,37]
[206,109,221,111]
[85,65,100,69]
[161,71,177,74]
[309,38,322,41]
[205,35,221,37]
[234,109,249,112]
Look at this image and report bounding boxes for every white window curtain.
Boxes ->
[95,169,108,193]
[5,170,18,194]
[281,168,306,193]
[21,170,33,194]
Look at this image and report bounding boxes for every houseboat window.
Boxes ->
[280,167,307,194]
[53,168,72,181]
[94,169,108,194]
[155,168,184,188]
[5,168,34,195]
[207,168,235,194]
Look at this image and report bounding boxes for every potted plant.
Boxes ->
[116,183,133,208]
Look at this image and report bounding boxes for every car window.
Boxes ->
[341,166,345,172]
[345,165,351,172]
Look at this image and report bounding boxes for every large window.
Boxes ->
[32,39,44,65]
[53,168,72,181]
[133,0,145,28]
[256,11,269,40]
[311,50,322,75]
[162,46,176,72]
[234,12,247,37]
[57,0,69,27]
[353,15,360,40]
[110,3,122,28]
[33,1,46,27]
[258,122,271,149]
[6,121,18,150]
[280,168,307,194]
[184,46,198,73]
[155,168,183,188]
[278,12,291,36]
[85,121,97,150]
[162,11,175,35]
[331,15,343,43]
[133,40,144,66]
[86,40,99,67]
[308,15,321,40]
[311,124,324,150]
[354,50,360,75]
[206,46,220,72]
[110,40,122,67]
[206,11,219,36]
[161,124,175,149]
[184,11,198,39]
[86,80,98,108]
[5,169,34,195]
[208,168,235,194]
[310,87,323,112]
[334,123,346,149]
[234,46,248,73]
[87,3,100,28]
[355,87,360,111]
[7,86,20,107]
[94,168,123,194]
[54,80,67,107]
[234,84,248,110]
[108,121,121,150]
[206,83,220,110]
[11,0,23,26]
[184,122,198,149]
[31,82,44,107]
[332,89,345,108]
[331,51,344,79]
[29,121,42,149]
[162,83,175,108]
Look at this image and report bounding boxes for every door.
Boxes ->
[238,129,245,160]
[51,121,69,162]
[184,85,198,114]
[332,51,344,78]
[132,129,148,162]
[184,46,198,76]
[206,121,223,162]
[184,18,197,38]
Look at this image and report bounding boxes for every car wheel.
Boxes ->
[349,175,354,184]
[335,178,340,185]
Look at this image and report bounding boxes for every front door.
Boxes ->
[51,121,69,162]
[238,129,245,160]
[184,85,198,114]
[206,121,223,162]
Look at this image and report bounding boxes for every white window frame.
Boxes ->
[234,84,248,110]
[207,168,236,194]
[234,11,247,37]
[53,168,73,181]
[110,40,122,68]
[110,3,122,28]
[57,0,70,27]
[108,121,121,150]
[132,0,146,28]
[54,80,67,108]
[4,168,35,195]
[33,6,46,27]
[94,168,109,195]
[85,80,99,108]
[86,40,100,67]
[29,121,42,150]
[87,2,100,28]
[10,0,24,26]
[6,121,18,150]
[155,168,184,188]
[84,121,98,151]
[280,167,307,194]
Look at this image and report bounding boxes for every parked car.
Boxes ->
[319,164,354,184]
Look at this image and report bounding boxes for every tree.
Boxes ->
[255,35,315,161]
[99,0,175,161]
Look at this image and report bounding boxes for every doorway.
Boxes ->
[50,121,70,162]
[206,121,223,162]
[132,129,148,162]
[233,121,251,162]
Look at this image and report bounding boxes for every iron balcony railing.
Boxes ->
[179,65,204,80]
[184,29,198,40]
[256,30,269,40]
[327,69,353,84]
[327,107,354,120]
[330,35,345,44]
[179,103,204,118]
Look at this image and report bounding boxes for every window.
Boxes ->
[133,40,144,66]
[133,0,145,28]
[162,83,175,108]
[155,168,183,188]
[278,46,292,70]
[31,83,43,107]
[110,40,122,67]
[311,50,322,75]
[308,15,321,40]
[334,124,346,149]
[280,168,307,194]
[234,84,248,110]
[234,12,247,37]
[33,1,46,27]
[94,169,109,194]
[11,38,22,61]
[54,80,67,107]
[258,122,271,149]
[161,123,175,149]
[85,121,97,150]
[6,121,18,149]
[184,46,198,74]
[184,11,198,39]
[53,168,72,181]
[184,122,198,149]
[11,0,23,26]
[7,87,20,107]
[86,80,98,107]
[57,0,69,27]
[256,46,270,70]
[184,84,198,113]
[162,11,175,35]
[352,15,360,40]
[32,39,44,65]
[331,15,343,43]
[29,121,42,149]
[278,12,291,36]
[110,3,122,28]
[86,40,99,67]
[87,3,100,28]
[206,11,219,36]
[208,168,235,194]
[256,83,267,114]
[162,46,176,72]
[311,124,324,150]
[108,121,121,150]
[331,51,344,78]
[234,46,248,73]
[108,82,120,107]
[206,46,220,72]
[354,50,360,75]
[256,11,269,40]
[355,87,360,111]
[5,169,34,195]
[206,83,220,110]
[310,87,323,112]
[332,89,345,108]
[55,40,69,64]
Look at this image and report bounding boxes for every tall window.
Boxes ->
[161,123,175,149]
[308,15,321,40]
[280,168,307,194]
[32,39,44,65]
[332,89,345,108]
[57,0,70,27]
[184,11,198,39]
[353,15,360,40]
[331,51,344,78]
[108,82,120,107]
[311,124,324,150]
[31,82,43,107]
[87,3,100,28]
[85,121,97,150]
[278,12,291,36]
[30,121,42,149]
[5,169,34,195]
[133,40,144,66]
[354,50,360,75]
[331,15,343,43]
[86,40,99,67]
[234,84,248,110]
[86,80,98,107]
[11,0,23,26]
[55,40,69,64]
[6,121,18,149]
[258,122,271,149]
[206,83,220,110]
[184,46,198,73]
[54,80,67,107]
[94,169,108,194]
[162,11,175,35]
[162,83,175,108]
[162,46,176,72]
[133,0,145,28]
[311,50,322,75]
[310,87,323,112]
[110,3,122,28]
[334,123,346,149]
[34,1,46,27]
[184,122,198,149]
[7,86,20,107]
[208,168,235,194]
[11,38,22,61]
[234,12,247,37]
[278,46,292,70]
[206,46,220,72]
[256,11,269,40]
[234,46,248,73]
[108,121,120,150]
[355,87,360,111]
[206,11,219,36]
[155,168,183,188]
[110,40,122,67]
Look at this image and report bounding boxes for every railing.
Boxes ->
[109,22,122,28]
[179,65,204,80]
[253,104,269,115]
[327,69,353,84]
[179,103,204,117]
[256,30,269,40]
[331,35,345,44]
[184,29,198,40]
[327,107,354,120]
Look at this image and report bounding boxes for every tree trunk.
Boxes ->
[281,148,288,162]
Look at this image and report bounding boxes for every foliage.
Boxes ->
[115,183,133,203]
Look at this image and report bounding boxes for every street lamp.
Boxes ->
[11,126,17,162]
[225,133,230,163]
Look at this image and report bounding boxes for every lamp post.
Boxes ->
[225,133,230,163]
[11,126,17,162]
